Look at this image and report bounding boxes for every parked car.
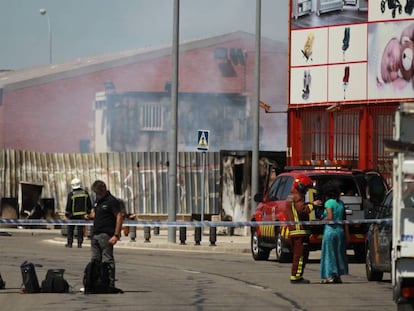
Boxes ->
[251,167,389,263]
[365,189,393,281]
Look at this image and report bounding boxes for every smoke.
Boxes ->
[0,0,288,69]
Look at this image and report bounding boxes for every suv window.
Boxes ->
[267,177,282,201]
[311,175,359,198]
[383,191,393,208]
[366,173,388,204]
[268,176,293,201]
[378,191,393,218]
[276,176,293,200]
[354,171,388,203]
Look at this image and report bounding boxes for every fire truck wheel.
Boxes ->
[251,229,270,261]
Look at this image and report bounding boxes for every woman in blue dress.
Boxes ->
[320,182,349,284]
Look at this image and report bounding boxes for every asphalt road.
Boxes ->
[0,230,396,311]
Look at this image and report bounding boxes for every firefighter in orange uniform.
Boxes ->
[287,174,319,284]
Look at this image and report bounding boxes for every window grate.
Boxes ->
[333,111,359,162]
[299,105,397,183]
[140,104,164,131]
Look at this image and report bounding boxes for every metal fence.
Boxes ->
[0,149,221,217]
[299,105,395,183]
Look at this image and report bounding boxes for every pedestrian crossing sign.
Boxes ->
[197,130,209,151]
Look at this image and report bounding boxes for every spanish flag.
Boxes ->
[259,101,270,113]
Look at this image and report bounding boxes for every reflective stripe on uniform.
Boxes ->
[281,226,289,239]
[290,256,305,280]
[290,229,310,236]
[289,202,311,236]
[292,204,301,231]
[71,193,89,216]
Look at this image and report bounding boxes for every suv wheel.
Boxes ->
[251,229,270,261]
[276,232,292,263]
[366,245,383,281]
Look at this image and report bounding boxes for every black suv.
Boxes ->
[365,189,393,281]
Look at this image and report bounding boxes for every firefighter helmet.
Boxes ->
[71,178,81,190]
[292,174,313,194]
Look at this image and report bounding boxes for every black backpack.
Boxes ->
[0,273,5,289]
[83,259,110,294]
[41,269,70,293]
[20,261,40,293]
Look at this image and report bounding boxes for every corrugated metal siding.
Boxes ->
[0,149,220,217]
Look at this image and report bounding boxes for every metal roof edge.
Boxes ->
[1,31,285,91]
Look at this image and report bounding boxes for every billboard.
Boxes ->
[289,0,414,106]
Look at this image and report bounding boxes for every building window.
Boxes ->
[140,104,165,131]
[94,91,107,109]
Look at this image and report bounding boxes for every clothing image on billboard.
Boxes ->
[343,66,350,99]
[380,0,403,18]
[302,69,312,100]
[369,0,414,21]
[342,27,350,61]
[301,33,315,62]
[290,66,328,104]
[406,0,414,15]
[328,63,366,102]
[291,28,328,66]
[328,24,367,64]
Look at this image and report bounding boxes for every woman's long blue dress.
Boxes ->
[320,198,349,279]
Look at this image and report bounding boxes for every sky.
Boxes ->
[0,0,289,70]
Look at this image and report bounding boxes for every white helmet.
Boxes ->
[71,178,81,190]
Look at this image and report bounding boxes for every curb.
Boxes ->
[52,236,250,254]
[1,227,252,254]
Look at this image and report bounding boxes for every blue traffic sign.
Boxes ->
[197,130,209,151]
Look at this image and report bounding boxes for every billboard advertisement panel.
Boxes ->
[289,0,414,106]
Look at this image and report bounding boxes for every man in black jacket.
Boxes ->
[87,180,123,291]
[65,178,92,248]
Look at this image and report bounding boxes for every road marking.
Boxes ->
[182,269,201,274]
[248,284,270,291]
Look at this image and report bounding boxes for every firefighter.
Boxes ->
[287,174,319,284]
[65,178,93,248]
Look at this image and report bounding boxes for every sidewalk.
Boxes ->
[115,227,251,253]
[1,226,252,254]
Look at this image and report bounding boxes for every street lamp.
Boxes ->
[39,8,52,64]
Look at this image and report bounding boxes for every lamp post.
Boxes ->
[39,8,52,64]
[168,0,180,243]
[251,0,261,215]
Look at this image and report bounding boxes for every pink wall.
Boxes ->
[1,36,286,152]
